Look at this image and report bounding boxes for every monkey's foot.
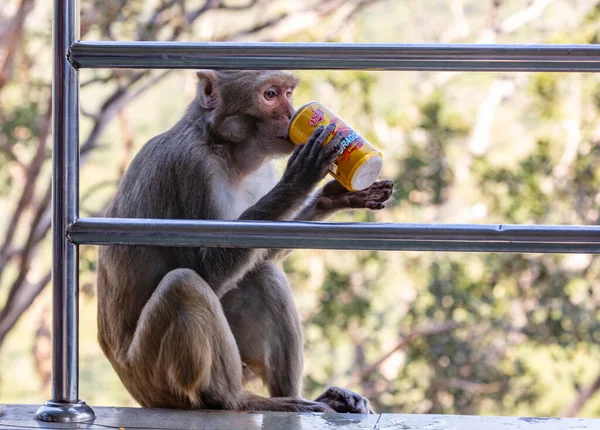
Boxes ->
[314,386,375,414]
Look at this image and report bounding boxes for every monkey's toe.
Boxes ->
[314,386,374,414]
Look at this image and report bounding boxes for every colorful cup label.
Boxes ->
[288,102,383,191]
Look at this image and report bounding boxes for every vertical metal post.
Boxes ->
[35,0,94,423]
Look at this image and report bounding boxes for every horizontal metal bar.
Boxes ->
[70,42,600,71]
[69,218,600,254]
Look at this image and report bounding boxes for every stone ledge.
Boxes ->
[1,404,598,429]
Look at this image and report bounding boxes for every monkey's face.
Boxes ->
[253,73,298,157]
[196,70,299,157]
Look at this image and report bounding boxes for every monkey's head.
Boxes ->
[195,70,299,157]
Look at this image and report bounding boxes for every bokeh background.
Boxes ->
[1,0,600,418]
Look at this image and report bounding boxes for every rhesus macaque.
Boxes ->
[97,70,393,413]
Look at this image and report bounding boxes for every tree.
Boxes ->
[0,0,383,378]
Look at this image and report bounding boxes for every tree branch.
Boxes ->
[0,271,50,345]
[499,0,554,34]
[0,0,34,93]
[325,0,384,41]
[81,72,116,88]
[554,76,582,179]
[220,0,350,41]
[80,70,171,159]
[439,0,471,43]
[0,181,51,329]
[426,0,558,91]
[561,373,600,418]
[468,79,517,157]
[217,0,261,11]
[351,321,462,385]
[0,96,52,286]
[439,378,503,394]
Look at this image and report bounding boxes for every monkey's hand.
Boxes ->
[281,122,343,192]
[316,179,394,213]
[315,386,375,414]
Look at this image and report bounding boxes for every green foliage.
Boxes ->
[0,100,43,193]
[394,93,468,206]
[312,253,379,333]
[529,74,561,119]
[475,139,554,223]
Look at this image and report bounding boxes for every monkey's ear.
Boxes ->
[196,70,219,109]
[217,115,249,143]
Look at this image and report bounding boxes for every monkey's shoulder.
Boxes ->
[107,130,213,218]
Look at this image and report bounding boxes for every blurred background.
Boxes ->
[1,0,600,418]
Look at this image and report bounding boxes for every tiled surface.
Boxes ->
[1,404,598,429]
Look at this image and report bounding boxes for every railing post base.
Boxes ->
[35,400,95,423]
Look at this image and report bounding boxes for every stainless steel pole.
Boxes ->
[68,41,600,71]
[68,218,600,254]
[35,0,94,423]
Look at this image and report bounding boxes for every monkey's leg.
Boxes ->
[223,264,376,415]
[221,263,304,398]
[124,268,246,409]
[126,268,329,412]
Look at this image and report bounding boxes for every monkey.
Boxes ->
[97,70,394,413]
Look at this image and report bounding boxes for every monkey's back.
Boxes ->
[96,120,217,364]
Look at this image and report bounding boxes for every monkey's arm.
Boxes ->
[266,180,394,263]
[189,126,342,296]
[190,182,310,296]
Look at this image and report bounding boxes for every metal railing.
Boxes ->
[70,41,600,71]
[38,0,600,423]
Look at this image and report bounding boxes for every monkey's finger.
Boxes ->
[370,180,394,190]
[365,201,385,210]
[316,150,340,180]
[317,133,343,170]
[303,125,325,151]
[360,181,393,195]
[364,188,392,203]
[349,194,382,209]
[287,143,305,166]
[309,122,337,161]
[382,188,393,200]
[326,130,345,157]
[299,126,326,165]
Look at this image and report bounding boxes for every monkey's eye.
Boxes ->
[285,89,293,99]
[264,89,278,100]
